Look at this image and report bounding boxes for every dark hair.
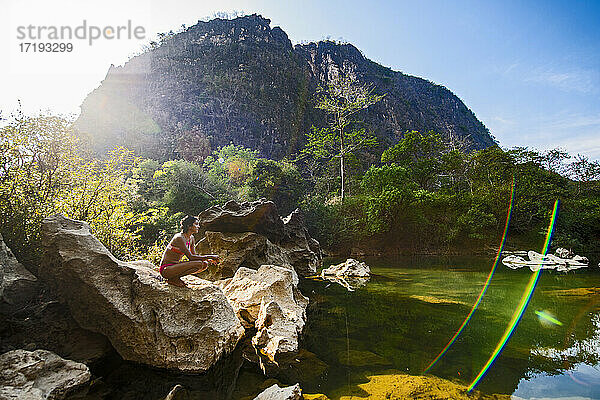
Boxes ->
[180,215,198,233]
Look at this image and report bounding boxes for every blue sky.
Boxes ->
[2,0,599,159]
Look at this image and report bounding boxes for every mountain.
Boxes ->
[75,14,496,161]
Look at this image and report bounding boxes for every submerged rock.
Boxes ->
[220,265,309,369]
[336,370,510,400]
[40,214,244,372]
[0,233,38,313]
[0,349,91,400]
[253,383,302,400]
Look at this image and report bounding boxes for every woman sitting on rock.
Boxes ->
[159,215,219,287]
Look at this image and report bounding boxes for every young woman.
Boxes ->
[159,215,219,287]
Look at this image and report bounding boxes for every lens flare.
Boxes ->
[467,199,560,392]
[423,179,515,373]
[535,310,563,326]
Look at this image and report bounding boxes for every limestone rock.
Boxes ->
[280,209,322,276]
[194,232,289,281]
[253,383,302,400]
[502,250,588,272]
[555,247,575,259]
[194,201,321,278]
[220,265,308,368]
[39,214,245,372]
[321,258,370,278]
[198,200,284,242]
[0,234,38,313]
[0,349,91,400]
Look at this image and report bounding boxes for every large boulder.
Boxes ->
[195,200,321,278]
[0,349,91,400]
[198,200,284,242]
[39,214,245,372]
[0,234,38,313]
[219,265,309,369]
[194,232,290,281]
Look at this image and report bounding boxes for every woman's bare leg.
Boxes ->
[161,261,208,287]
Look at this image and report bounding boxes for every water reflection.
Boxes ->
[297,256,600,398]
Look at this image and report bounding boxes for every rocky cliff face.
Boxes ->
[75,14,495,160]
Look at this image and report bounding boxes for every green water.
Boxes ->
[294,256,600,399]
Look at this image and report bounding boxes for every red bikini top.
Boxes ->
[167,239,191,257]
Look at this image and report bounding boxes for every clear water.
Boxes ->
[92,255,600,399]
[293,256,600,399]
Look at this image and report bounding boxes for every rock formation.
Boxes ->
[75,15,495,160]
[0,233,38,313]
[0,349,91,400]
[39,214,244,372]
[194,200,321,279]
[321,258,370,291]
[321,258,370,278]
[502,250,588,272]
[218,265,308,369]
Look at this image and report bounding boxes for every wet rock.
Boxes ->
[0,233,38,313]
[0,349,91,399]
[40,214,244,372]
[195,200,321,277]
[336,370,510,400]
[253,383,302,400]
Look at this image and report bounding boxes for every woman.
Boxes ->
[159,215,219,288]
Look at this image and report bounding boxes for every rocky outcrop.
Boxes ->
[0,234,38,313]
[75,15,495,161]
[502,250,588,272]
[320,259,370,291]
[194,232,290,281]
[198,200,284,241]
[219,265,308,369]
[39,214,245,372]
[195,200,321,278]
[0,349,91,400]
[253,383,302,400]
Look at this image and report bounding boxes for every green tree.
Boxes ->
[302,75,384,200]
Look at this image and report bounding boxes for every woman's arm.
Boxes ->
[189,235,196,255]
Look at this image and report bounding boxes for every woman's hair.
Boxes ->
[180,215,198,233]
